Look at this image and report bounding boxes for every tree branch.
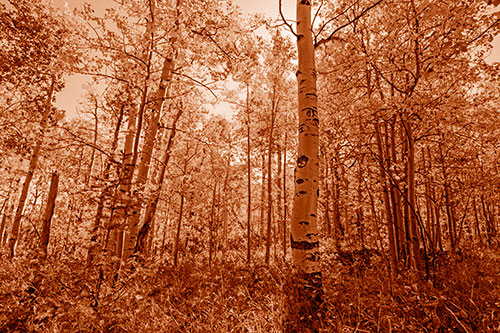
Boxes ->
[279,0,298,38]
[315,0,384,49]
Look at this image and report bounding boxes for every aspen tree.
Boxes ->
[287,0,322,330]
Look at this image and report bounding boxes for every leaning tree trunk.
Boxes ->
[9,77,55,258]
[135,107,182,255]
[286,0,322,331]
[123,56,175,263]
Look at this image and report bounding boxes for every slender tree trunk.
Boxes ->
[390,117,404,262]
[332,153,343,250]
[0,180,15,248]
[323,157,332,236]
[375,121,397,276]
[438,135,457,250]
[40,172,59,259]
[87,105,124,266]
[406,116,422,271]
[265,97,276,265]
[277,143,283,249]
[86,101,99,185]
[246,84,252,264]
[9,77,55,258]
[0,207,7,247]
[260,152,266,240]
[283,132,287,258]
[173,194,184,267]
[111,102,137,262]
[472,196,483,245]
[286,0,322,330]
[209,184,217,268]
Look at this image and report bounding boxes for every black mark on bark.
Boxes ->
[297,155,309,168]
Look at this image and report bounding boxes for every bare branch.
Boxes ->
[279,0,298,38]
[468,17,500,44]
[171,71,218,99]
[315,0,384,49]
[312,0,325,29]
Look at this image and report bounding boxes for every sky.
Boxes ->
[51,0,500,117]
[52,0,294,117]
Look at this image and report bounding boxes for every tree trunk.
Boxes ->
[0,180,16,248]
[173,193,184,267]
[87,105,124,266]
[283,132,288,258]
[246,84,252,264]
[123,56,175,263]
[40,172,59,259]
[209,184,217,268]
[9,77,55,258]
[375,121,397,276]
[265,96,276,265]
[260,152,266,240]
[135,107,182,256]
[286,0,322,330]
[277,142,283,250]
[390,117,404,262]
[406,116,422,271]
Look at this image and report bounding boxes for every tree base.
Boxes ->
[284,271,323,332]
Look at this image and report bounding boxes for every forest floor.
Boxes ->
[1,242,500,332]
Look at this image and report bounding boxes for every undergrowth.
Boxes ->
[1,245,499,332]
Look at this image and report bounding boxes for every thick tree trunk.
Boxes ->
[286,0,322,330]
[40,172,59,259]
[9,77,55,258]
